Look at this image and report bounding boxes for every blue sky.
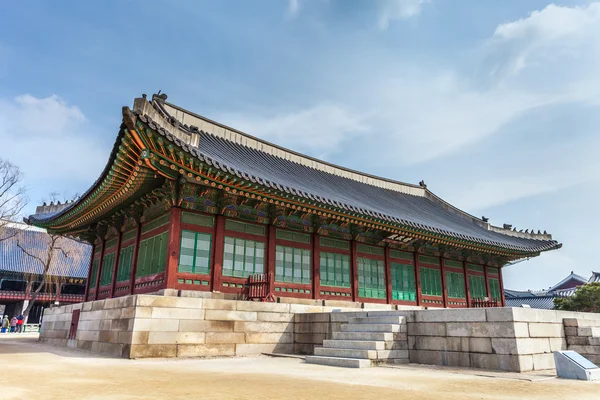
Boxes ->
[1,0,599,290]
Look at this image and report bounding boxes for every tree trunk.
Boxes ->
[22,277,47,318]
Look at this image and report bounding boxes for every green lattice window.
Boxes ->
[469,274,487,298]
[89,259,99,287]
[357,257,385,299]
[99,253,115,286]
[275,245,311,284]
[116,245,134,282]
[391,263,416,301]
[489,278,501,301]
[222,237,265,278]
[445,271,465,299]
[276,229,310,244]
[136,231,168,278]
[420,267,442,296]
[178,230,212,275]
[320,252,350,288]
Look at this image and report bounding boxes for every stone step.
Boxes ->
[578,327,600,337]
[581,354,600,365]
[350,316,406,324]
[376,349,410,360]
[314,347,377,359]
[332,331,396,341]
[322,339,385,350]
[341,323,401,333]
[305,355,372,368]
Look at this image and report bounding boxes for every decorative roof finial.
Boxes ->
[419,180,427,188]
[152,90,168,104]
[482,216,489,222]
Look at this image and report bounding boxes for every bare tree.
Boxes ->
[15,229,88,319]
[0,158,28,240]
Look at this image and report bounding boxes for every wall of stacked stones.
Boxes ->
[40,294,404,359]
[564,317,600,364]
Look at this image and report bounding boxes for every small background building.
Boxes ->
[505,271,600,309]
[0,220,90,323]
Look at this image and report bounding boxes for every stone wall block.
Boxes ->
[236,302,290,313]
[245,332,294,344]
[137,295,203,309]
[469,338,492,353]
[235,343,294,355]
[532,353,555,370]
[148,331,206,345]
[235,321,293,333]
[111,319,131,332]
[295,313,330,323]
[151,307,205,320]
[177,344,235,357]
[407,322,446,336]
[120,307,136,319]
[91,300,106,311]
[294,333,327,344]
[134,318,179,332]
[415,309,486,323]
[131,331,149,345]
[294,322,330,334]
[130,344,177,358]
[179,320,234,332]
[202,299,236,310]
[205,332,246,344]
[528,323,564,338]
[256,312,294,322]
[277,297,322,306]
[491,338,550,355]
[204,310,257,322]
[98,330,119,343]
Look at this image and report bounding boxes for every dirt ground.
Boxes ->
[1,334,598,400]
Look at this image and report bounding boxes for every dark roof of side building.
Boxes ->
[0,222,91,278]
[506,296,557,310]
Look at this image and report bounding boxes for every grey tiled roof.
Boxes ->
[0,224,91,278]
[506,296,557,310]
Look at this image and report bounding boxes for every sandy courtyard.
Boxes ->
[0,334,598,400]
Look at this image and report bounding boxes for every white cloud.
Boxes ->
[378,0,427,29]
[287,0,300,17]
[218,104,369,158]
[0,94,108,186]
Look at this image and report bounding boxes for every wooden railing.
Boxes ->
[245,273,275,302]
[471,298,500,308]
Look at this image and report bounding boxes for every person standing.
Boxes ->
[16,313,24,333]
[9,316,17,333]
[1,315,8,333]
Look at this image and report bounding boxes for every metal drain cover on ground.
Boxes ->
[554,351,600,381]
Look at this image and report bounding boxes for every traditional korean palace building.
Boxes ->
[27,94,562,308]
[0,221,90,322]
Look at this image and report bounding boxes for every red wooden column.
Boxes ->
[384,247,392,304]
[165,207,182,289]
[440,258,448,308]
[484,265,491,299]
[93,239,105,301]
[463,261,472,308]
[109,230,123,298]
[413,252,422,306]
[128,223,142,295]
[350,240,358,302]
[266,225,276,295]
[312,233,321,300]
[211,215,226,292]
[498,267,507,306]
[84,243,96,300]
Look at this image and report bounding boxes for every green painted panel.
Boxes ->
[276,229,311,244]
[418,255,439,266]
[222,236,265,278]
[141,213,170,234]
[390,250,413,261]
[122,229,137,243]
[467,264,484,273]
[136,231,168,277]
[444,259,463,269]
[99,252,115,286]
[89,259,99,287]
[275,245,311,284]
[319,237,350,250]
[320,252,350,287]
[178,230,212,275]
[420,267,442,296]
[225,220,266,236]
[391,262,416,301]
[445,271,465,299]
[356,244,384,256]
[105,238,118,249]
[181,212,214,227]
[116,245,134,282]
[489,278,501,301]
[357,257,385,298]
[469,274,487,298]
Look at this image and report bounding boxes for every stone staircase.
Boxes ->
[565,318,600,365]
[305,314,409,368]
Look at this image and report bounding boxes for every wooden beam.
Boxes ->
[266,225,276,296]
[498,266,507,307]
[211,215,226,292]
[440,258,448,308]
[312,232,321,300]
[484,265,491,300]
[165,207,182,289]
[109,230,123,298]
[351,240,358,302]
[463,260,472,308]
[128,223,142,295]
[93,239,105,300]
[413,252,422,307]
[384,246,392,304]
[84,243,95,300]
